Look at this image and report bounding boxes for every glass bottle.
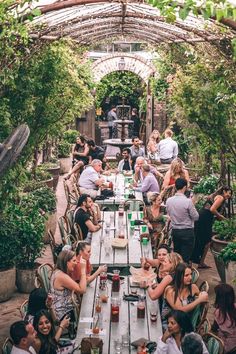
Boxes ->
[137,295,145,319]
[111,298,120,323]
[95,294,101,313]
[99,271,107,290]
[112,269,120,292]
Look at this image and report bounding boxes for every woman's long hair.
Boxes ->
[167,310,193,337]
[148,130,160,144]
[214,283,236,327]
[33,310,57,354]
[56,250,75,274]
[28,288,47,316]
[170,158,185,179]
[172,263,192,304]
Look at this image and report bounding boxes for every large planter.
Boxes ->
[43,210,57,243]
[46,165,60,191]
[210,235,228,283]
[36,177,54,189]
[0,268,16,302]
[60,156,71,174]
[225,261,236,293]
[16,268,36,293]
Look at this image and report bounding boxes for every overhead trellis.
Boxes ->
[92,53,156,83]
[27,0,236,45]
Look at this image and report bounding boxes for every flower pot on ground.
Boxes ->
[42,162,61,191]
[16,268,36,294]
[0,217,18,302]
[210,217,236,283]
[60,156,72,174]
[57,140,72,175]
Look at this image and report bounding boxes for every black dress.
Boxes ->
[191,200,214,264]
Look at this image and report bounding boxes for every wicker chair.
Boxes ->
[202,332,224,354]
[35,263,54,293]
[191,266,199,284]
[63,179,78,214]
[58,215,71,244]
[199,280,210,293]
[2,338,13,354]
[19,299,29,319]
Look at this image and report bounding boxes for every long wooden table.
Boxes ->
[90,211,153,268]
[74,276,162,353]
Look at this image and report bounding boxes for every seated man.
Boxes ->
[129,137,145,169]
[74,194,101,241]
[117,148,132,173]
[87,139,105,163]
[79,159,105,198]
[134,156,163,184]
[158,128,178,164]
[133,165,160,197]
[10,320,36,354]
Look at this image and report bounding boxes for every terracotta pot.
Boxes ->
[60,157,71,174]
[16,268,36,293]
[0,268,16,302]
[210,235,228,282]
[43,210,57,243]
[226,261,236,293]
[46,165,60,191]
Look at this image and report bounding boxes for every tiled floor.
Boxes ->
[0,172,221,348]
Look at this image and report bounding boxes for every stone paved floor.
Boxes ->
[0,172,221,348]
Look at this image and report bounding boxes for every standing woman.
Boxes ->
[147,130,161,161]
[192,186,232,269]
[50,250,87,322]
[144,193,165,248]
[131,108,141,138]
[212,283,236,353]
[72,136,89,168]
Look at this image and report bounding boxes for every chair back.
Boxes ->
[66,210,75,231]
[63,179,78,214]
[191,302,209,331]
[19,299,29,319]
[36,263,54,293]
[74,223,83,241]
[198,317,211,336]
[203,332,224,354]
[2,338,13,354]
[58,215,71,244]
[191,267,199,284]
[199,280,209,293]
[124,199,145,212]
[160,185,176,204]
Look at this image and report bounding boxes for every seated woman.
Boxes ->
[147,252,183,302]
[50,250,87,321]
[143,193,166,248]
[162,158,190,190]
[144,244,171,278]
[71,242,107,284]
[25,288,51,323]
[162,263,208,328]
[157,310,209,354]
[33,309,74,354]
[147,130,161,161]
[212,283,236,354]
[72,135,89,168]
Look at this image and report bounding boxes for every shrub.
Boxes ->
[218,242,236,264]
[193,175,218,194]
[63,129,79,144]
[0,217,19,270]
[213,217,236,241]
[21,187,56,213]
[57,141,71,158]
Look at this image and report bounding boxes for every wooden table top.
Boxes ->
[90,211,153,268]
[74,276,162,353]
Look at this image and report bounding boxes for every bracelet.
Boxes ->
[59,325,64,330]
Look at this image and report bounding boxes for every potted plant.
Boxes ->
[0,217,18,302]
[7,202,46,293]
[40,160,61,190]
[21,187,57,243]
[34,168,54,189]
[57,140,72,174]
[192,175,218,204]
[219,242,236,292]
[211,217,236,282]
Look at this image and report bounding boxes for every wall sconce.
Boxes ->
[118,57,125,71]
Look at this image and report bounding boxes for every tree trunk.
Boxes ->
[220,148,227,184]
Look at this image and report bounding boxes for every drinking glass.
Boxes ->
[114,339,122,354]
[128,212,132,220]
[139,211,144,219]
[122,333,129,347]
[149,300,158,323]
[141,225,147,233]
[130,220,135,228]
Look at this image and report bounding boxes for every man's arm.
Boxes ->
[188,200,199,221]
[173,141,178,158]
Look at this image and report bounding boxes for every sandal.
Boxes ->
[198,264,212,269]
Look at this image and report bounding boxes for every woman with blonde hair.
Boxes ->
[147,130,161,160]
[162,158,190,190]
[50,250,87,321]
[146,252,183,301]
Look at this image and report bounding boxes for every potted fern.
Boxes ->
[219,242,236,293]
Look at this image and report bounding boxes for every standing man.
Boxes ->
[107,105,117,139]
[166,178,199,263]
[130,137,145,169]
[10,320,36,354]
[158,128,178,164]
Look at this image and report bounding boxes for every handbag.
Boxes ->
[80,337,103,354]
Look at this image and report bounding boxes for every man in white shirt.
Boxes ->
[158,128,178,164]
[79,159,105,198]
[10,320,36,354]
